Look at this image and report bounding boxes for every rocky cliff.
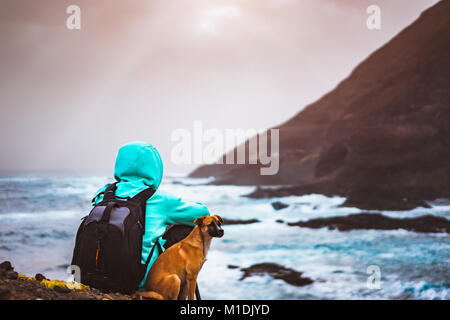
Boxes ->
[190,1,450,210]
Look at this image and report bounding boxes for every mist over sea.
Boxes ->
[0,173,449,299]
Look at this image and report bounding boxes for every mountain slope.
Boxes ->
[190,1,450,210]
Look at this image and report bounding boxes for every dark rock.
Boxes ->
[76,293,98,300]
[275,219,285,224]
[35,273,46,282]
[223,218,260,225]
[341,186,432,211]
[0,261,13,272]
[0,286,11,300]
[227,265,239,269]
[35,288,45,296]
[189,1,450,211]
[6,271,18,280]
[53,286,71,294]
[240,263,313,287]
[288,213,450,233]
[271,201,289,211]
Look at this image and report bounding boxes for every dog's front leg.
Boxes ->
[187,277,197,300]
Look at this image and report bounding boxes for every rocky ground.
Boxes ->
[0,261,133,300]
[1,260,313,300]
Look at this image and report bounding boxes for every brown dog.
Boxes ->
[137,215,224,300]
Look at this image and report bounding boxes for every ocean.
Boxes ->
[0,173,449,299]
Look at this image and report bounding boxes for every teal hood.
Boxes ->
[114,142,163,193]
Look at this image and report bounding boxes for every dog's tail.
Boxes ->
[137,291,164,300]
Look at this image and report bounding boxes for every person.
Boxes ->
[91,141,210,289]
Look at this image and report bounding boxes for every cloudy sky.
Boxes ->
[0,0,439,174]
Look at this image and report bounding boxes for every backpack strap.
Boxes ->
[128,187,156,204]
[100,202,116,223]
[102,182,118,202]
[143,238,163,269]
[128,187,156,232]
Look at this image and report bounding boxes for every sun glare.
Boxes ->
[199,5,240,34]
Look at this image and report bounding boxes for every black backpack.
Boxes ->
[71,182,159,294]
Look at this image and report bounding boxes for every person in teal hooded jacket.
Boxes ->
[91,142,210,289]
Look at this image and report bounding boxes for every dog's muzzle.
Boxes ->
[208,225,224,238]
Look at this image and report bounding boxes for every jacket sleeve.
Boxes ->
[164,193,210,226]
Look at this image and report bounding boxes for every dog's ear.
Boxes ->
[194,216,205,227]
[215,215,224,226]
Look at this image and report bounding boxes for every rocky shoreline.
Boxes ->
[246,185,434,211]
[0,261,132,300]
[222,209,450,234]
[223,218,260,225]
[287,213,450,233]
